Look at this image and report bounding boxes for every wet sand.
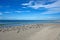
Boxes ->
[0,24,60,40]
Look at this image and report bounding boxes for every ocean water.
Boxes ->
[0,20,60,28]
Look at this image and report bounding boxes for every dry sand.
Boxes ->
[0,24,60,40]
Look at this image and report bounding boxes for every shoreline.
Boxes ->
[0,23,60,40]
[0,23,60,32]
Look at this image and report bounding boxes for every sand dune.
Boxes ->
[0,24,60,40]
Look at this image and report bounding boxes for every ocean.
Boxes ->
[0,20,60,28]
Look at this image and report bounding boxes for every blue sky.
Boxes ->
[0,0,60,20]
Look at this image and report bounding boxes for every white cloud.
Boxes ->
[21,0,60,9]
[22,3,29,6]
[22,1,34,6]
[42,7,60,14]
[15,10,30,13]
[44,0,60,8]
[21,1,43,9]
[29,4,44,9]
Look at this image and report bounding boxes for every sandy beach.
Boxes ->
[0,24,60,40]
